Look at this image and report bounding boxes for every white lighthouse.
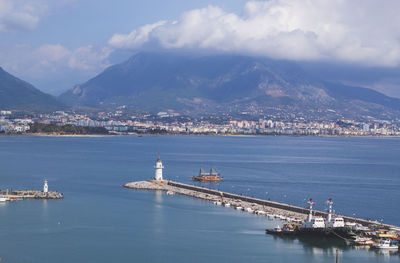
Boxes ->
[154,158,164,181]
[43,180,48,193]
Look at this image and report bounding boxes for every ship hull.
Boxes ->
[296,227,354,239]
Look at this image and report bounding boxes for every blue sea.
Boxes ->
[0,136,399,263]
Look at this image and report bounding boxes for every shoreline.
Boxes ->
[1,133,400,138]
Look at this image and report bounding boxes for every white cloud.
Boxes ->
[109,21,167,49]
[0,44,112,77]
[108,0,400,67]
[0,0,74,32]
[0,43,112,94]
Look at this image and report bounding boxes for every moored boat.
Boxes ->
[352,236,374,246]
[266,223,297,236]
[0,196,9,202]
[372,239,399,250]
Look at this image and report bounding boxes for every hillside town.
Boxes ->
[1,110,400,136]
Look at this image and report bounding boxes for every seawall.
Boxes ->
[124,180,399,230]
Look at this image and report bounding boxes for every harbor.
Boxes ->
[1,136,399,262]
[124,157,400,252]
[124,179,399,230]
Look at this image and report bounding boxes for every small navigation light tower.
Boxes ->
[43,180,48,193]
[154,156,164,181]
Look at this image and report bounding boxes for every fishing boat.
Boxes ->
[191,168,222,182]
[352,236,374,246]
[372,239,399,250]
[266,223,297,236]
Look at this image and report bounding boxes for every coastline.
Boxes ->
[1,132,399,138]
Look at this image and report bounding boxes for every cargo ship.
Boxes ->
[191,168,222,182]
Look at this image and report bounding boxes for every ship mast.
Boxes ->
[307,198,315,222]
[327,198,333,222]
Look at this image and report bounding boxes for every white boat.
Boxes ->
[373,239,398,250]
[223,203,231,207]
[235,206,243,210]
[279,215,287,221]
[246,207,254,213]
[216,201,222,206]
[257,211,267,215]
[0,196,9,202]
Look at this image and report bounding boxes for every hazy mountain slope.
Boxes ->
[59,52,400,119]
[0,67,64,111]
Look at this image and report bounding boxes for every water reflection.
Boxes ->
[152,190,165,235]
[271,235,399,260]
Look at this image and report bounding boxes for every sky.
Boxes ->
[1,0,400,97]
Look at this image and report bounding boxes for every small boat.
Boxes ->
[191,168,222,182]
[266,225,282,234]
[0,196,9,202]
[246,207,254,213]
[266,224,296,235]
[352,236,374,246]
[223,203,231,207]
[235,206,243,210]
[372,239,399,249]
[376,230,397,238]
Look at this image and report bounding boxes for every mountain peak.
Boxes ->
[59,52,400,120]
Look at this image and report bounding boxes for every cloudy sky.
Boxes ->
[1,0,400,97]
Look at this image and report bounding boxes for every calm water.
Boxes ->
[0,136,399,263]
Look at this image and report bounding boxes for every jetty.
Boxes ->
[2,190,63,199]
[0,180,63,200]
[125,158,399,232]
[124,180,399,231]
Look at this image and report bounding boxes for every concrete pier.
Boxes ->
[124,180,399,230]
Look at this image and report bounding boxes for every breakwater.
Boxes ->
[1,190,63,199]
[124,180,399,230]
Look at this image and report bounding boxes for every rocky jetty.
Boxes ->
[5,190,63,199]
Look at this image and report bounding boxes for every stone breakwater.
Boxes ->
[124,180,307,222]
[124,180,399,230]
[4,190,63,199]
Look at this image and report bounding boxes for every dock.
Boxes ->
[124,180,399,230]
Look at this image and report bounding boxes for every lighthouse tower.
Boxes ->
[154,158,164,181]
[43,180,48,193]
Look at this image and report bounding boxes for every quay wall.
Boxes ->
[167,181,398,229]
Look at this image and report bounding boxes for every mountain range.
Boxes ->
[59,52,400,120]
[0,67,64,112]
